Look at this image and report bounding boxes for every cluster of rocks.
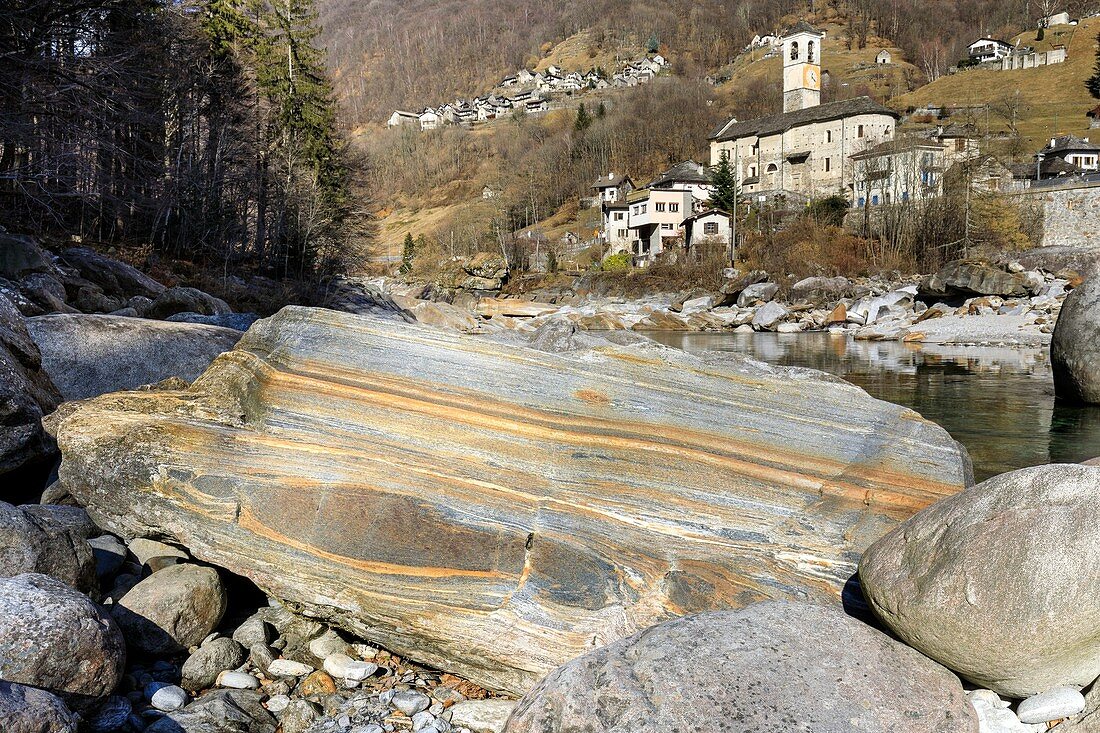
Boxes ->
[0,499,514,733]
[0,233,258,485]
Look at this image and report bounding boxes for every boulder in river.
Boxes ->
[0,500,96,591]
[27,313,243,400]
[1051,276,1100,404]
[504,601,977,733]
[859,464,1100,698]
[0,573,125,710]
[145,285,232,320]
[47,306,972,693]
[0,291,62,477]
[919,261,1033,300]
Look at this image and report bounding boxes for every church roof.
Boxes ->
[785,20,823,36]
[709,97,900,142]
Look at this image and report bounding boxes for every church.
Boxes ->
[709,22,899,203]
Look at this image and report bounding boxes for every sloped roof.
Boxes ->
[1007,158,1082,179]
[710,97,899,142]
[850,137,945,160]
[647,160,711,188]
[682,208,731,223]
[1042,135,1100,155]
[592,173,633,189]
[785,20,822,36]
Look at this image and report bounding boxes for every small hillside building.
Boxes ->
[626,188,693,262]
[418,109,440,130]
[683,210,732,249]
[968,37,1013,63]
[387,110,420,127]
[592,173,635,203]
[1039,135,1100,172]
[647,160,715,202]
[1040,11,1072,27]
[876,50,892,64]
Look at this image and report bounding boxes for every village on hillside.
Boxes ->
[582,13,1100,268]
[387,54,670,131]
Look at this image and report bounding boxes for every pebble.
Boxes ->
[266,694,291,712]
[1017,687,1087,724]
[309,629,355,659]
[150,685,188,712]
[324,652,379,682]
[89,695,133,732]
[215,670,261,689]
[392,690,432,716]
[412,710,436,731]
[268,658,315,677]
[298,670,338,696]
[352,726,385,733]
[232,616,274,647]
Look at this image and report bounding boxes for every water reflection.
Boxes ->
[648,331,1100,482]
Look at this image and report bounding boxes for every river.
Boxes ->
[648,331,1100,482]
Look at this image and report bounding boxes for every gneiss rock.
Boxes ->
[145,689,276,733]
[0,500,96,591]
[0,573,125,711]
[859,464,1100,698]
[751,299,788,329]
[504,601,977,733]
[181,637,247,691]
[59,247,165,301]
[0,291,61,476]
[0,680,79,733]
[736,281,778,307]
[49,307,972,693]
[27,314,243,401]
[449,699,516,733]
[111,563,227,655]
[919,261,1034,299]
[1051,276,1100,404]
[145,286,232,320]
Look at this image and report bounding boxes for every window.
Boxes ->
[661,223,674,230]
[790,41,799,60]
[902,191,909,202]
[613,212,624,220]
[871,194,880,205]
[655,202,666,212]
[826,130,832,143]
[858,125,865,138]
[751,143,759,154]
[765,163,778,173]
[807,41,815,63]
[824,158,831,172]
[858,197,866,207]
[703,222,719,235]
[669,203,679,212]
[617,229,627,238]
[750,165,757,177]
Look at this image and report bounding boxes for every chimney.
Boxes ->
[1051,138,1057,147]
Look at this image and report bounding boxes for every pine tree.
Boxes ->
[400,232,416,273]
[596,101,606,118]
[646,33,659,54]
[707,151,738,214]
[574,103,592,132]
[1087,32,1100,99]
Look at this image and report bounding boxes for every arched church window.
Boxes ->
[807,41,815,62]
[790,41,799,60]
[765,163,779,173]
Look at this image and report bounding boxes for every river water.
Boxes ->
[648,331,1100,482]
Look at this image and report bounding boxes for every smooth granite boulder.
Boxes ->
[27,314,242,400]
[47,307,972,693]
[111,563,227,656]
[0,292,62,476]
[859,464,1100,698]
[504,601,977,733]
[0,573,125,710]
[919,261,1033,299]
[0,501,96,591]
[0,680,78,733]
[1052,276,1100,404]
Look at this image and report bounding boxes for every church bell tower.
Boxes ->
[782,21,824,113]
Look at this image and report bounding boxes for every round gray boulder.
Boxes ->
[0,680,79,733]
[1052,276,1100,404]
[0,573,125,710]
[859,464,1100,698]
[503,601,976,733]
[181,636,247,691]
[111,563,226,655]
[0,501,96,592]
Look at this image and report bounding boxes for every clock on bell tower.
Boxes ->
[782,21,824,114]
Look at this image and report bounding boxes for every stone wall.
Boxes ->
[1014,183,1100,249]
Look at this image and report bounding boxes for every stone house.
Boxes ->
[709,22,897,203]
[683,210,732,249]
[968,37,1013,63]
[876,50,892,64]
[1039,135,1100,172]
[646,160,714,203]
[593,173,635,203]
[387,110,420,127]
[418,109,440,130]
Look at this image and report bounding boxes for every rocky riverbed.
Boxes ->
[2,234,1100,733]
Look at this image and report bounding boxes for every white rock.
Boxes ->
[215,670,260,689]
[267,658,314,677]
[309,629,354,659]
[150,685,188,712]
[412,711,436,732]
[776,322,803,333]
[266,694,291,712]
[969,689,1010,710]
[323,652,378,682]
[352,643,379,658]
[391,690,432,716]
[447,699,517,733]
[1017,687,1086,724]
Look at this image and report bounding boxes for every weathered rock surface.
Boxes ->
[0,680,79,733]
[504,601,977,733]
[0,292,62,475]
[182,637,247,691]
[145,689,276,733]
[48,307,971,693]
[111,563,227,655]
[0,573,125,709]
[920,261,1032,299]
[0,501,96,591]
[477,298,558,319]
[145,286,232,320]
[859,464,1100,698]
[59,247,165,301]
[1051,276,1100,404]
[27,314,242,400]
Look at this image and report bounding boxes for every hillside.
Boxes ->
[893,15,1100,152]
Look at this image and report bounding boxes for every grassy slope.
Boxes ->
[893,18,1098,151]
